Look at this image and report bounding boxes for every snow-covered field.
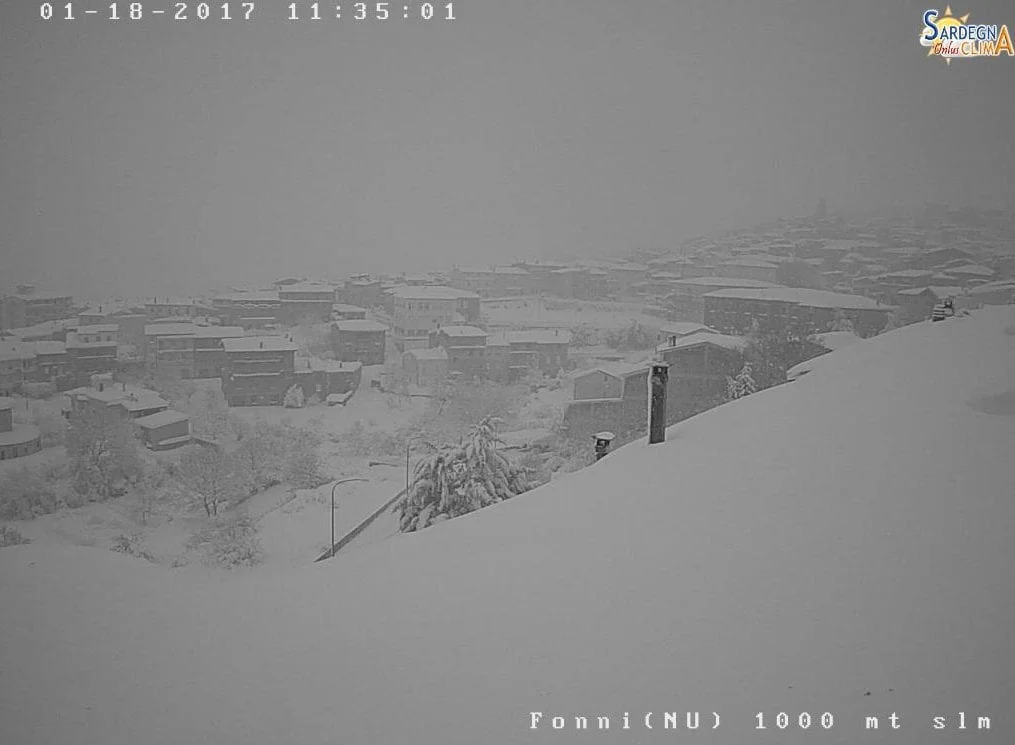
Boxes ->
[2,307,1014,745]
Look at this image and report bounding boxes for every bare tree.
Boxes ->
[176,447,245,517]
[66,407,145,499]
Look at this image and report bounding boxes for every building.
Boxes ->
[144,297,215,320]
[716,258,780,283]
[449,267,533,297]
[278,283,337,324]
[339,278,383,309]
[401,347,448,388]
[78,306,148,350]
[666,277,779,322]
[291,358,363,402]
[703,287,892,338]
[573,362,650,401]
[134,410,192,450]
[221,336,299,406]
[331,304,368,322]
[0,341,37,396]
[0,396,42,461]
[484,329,570,382]
[550,268,609,300]
[430,326,488,379]
[64,378,171,421]
[895,286,964,324]
[65,324,119,381]
[655,322,719,349]
[210,291,283,329]
[30,340,73,388]
[0,285,75,330]
[146,324,246,379]
[331,320,387,366]
[563,362,651,441]
[389,286,481,352]
[656,333,747,423]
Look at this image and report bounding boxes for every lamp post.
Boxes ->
[330,477,368,558]
[405,436,432,501]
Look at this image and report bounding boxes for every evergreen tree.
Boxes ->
[397,416,531,533]
[726,362,757,400]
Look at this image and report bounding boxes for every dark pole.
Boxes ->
[649,361,669,445]
[406,441,411,497]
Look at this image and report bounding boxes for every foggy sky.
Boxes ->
[1,0,1013,300]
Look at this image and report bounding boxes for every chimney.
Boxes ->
[259,341,264,349]
[593,431,615,461]
[98,382,104,392]
[649,361,669,445]
[670,335,677,346]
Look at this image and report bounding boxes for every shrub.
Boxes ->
[110,532,155,562]
[0,524,32,547]
[187,514,263,568]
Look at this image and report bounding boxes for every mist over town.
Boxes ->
[2,2,1014,744]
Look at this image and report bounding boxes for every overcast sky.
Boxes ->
[1,0,1013,300]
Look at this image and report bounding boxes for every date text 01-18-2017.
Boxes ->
[40,2,457,21]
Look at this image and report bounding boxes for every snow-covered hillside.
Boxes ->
[3,307,1014,745]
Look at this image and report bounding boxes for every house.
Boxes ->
[401,347,448,388]
[655,322,719,350]
[278,282,337,324]
[220,336,299,406]
[330,304,368,322]
[339,278,383,309]
[65,325,119,381]
[656,333,747,424]
[550,268,609,300]
[563,362,651,441]
[210,291,283,329]
[30,340,73,388]
[895,286,964,324]
[291,358,363,402]
[703,287,892,338]
[665,277,779,322]
[430,325,488,379]
[573,362,650,401]
[331,320,387,366]
[0,341,37,396]
[0,285,75,330]
[485,329,571,381]
[0,396,42,460]
[144,297,214,320]
[388,286,481,352]
[716,258,780,283]
[134,410,191,450]
[64,378,171,421]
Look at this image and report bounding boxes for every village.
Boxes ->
[1,202,1014,567]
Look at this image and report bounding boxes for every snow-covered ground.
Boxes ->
[3,307,1014,745]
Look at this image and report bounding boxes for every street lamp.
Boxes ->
[405,436,432,500]
[330,477,368,558]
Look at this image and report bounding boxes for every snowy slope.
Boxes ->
[3,307,1015,745]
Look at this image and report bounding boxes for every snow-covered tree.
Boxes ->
[726,362,757,400]
[176,447,245,517]
[283,384,306,409]
[67,407,145,499]
[830,310,855,334]
[397,416,531,533]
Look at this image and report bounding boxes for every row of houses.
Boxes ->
[401,327,572,387]
[0,324,124,396]
[218,336,362,407]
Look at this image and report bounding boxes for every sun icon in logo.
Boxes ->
[920,6,972,64]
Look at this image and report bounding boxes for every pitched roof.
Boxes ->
[134,410,190,429]
[579,361,651,379]
[0,341,37,361]
[404,348,448,361]
[658,332,747,353]
[671,276,778,289]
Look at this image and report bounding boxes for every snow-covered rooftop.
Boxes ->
[333,320,388,332]
[222,337,299,353]
[671,276,778,289]
[134,410,190,429]
[657,331,747,353]
[3,307,1015,745]
[388,285,479,300]
[436,325,487,337]
[704,287,887,310]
